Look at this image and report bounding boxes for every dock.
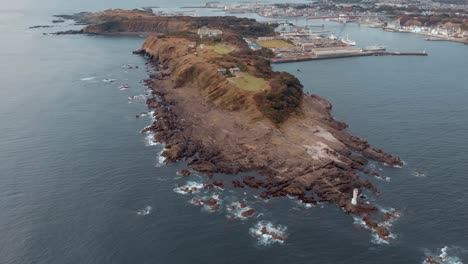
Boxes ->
[270,51,427,64]
[425,36,468,44]
[371,52,428,56]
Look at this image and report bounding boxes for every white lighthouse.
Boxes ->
[351,188,359,205]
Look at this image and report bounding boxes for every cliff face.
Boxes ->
[142,37,260,113]
[79,9,275,37]
[84,18,192,34]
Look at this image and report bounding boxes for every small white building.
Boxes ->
[197,26,223,38]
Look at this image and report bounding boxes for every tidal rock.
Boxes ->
[350,155,368,165]
[300,196,317,204]
[241,209,256,218]
[375,226,390,240]
[133,49,145,55]
[284,186,305,196]
[203,198,217,206]
[146,98,159,108]
[212,180,224,189]
[423,256,441,264]
[190,161,215,174]
[242,176,264,189]
[362,216,378,229]
[231,180,245,188]
[177,169,191,176]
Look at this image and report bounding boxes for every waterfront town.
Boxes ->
[198,22,428,63]
[175,0,468,45]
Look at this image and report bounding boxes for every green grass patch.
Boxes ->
[203,44,235,55]
[230,72,266,92]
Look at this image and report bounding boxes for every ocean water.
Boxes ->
[0,1,467,263]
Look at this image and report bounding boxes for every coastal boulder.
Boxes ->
[375,226,390,239]
[284,186,305,196]
[190,161,216,174]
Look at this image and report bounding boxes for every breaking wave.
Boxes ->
[413,171,427,178]
[353,206,401,245]
[128,94,148,102]
[144,131,159,147]
[352,216,392,245]
[155,148,166,167]
[226,201,256,220]
[190,194,222,212]
[384,160,406,168]
[148,110,156,121]
[249,221,288,246]
[173,181,205,195]
[80,77,96,81]
[293,199,315,209]
[423,246,465,264]
[137,206,152,216]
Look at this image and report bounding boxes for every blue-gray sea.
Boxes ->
[1,0,467,263]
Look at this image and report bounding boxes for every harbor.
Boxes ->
[178,1,467,46]
[247,22,428,64]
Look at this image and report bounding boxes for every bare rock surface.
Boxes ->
[140,37,403,223]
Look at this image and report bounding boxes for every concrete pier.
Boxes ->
[270,51,427,64]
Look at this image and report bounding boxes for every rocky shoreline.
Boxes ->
[60,9,405,242]
[135,37,402,241]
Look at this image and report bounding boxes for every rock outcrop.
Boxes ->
[68,10,404,242]
[139,36,403,229]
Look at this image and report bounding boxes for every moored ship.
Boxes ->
[340,34,356,46]
[363,45,386,51]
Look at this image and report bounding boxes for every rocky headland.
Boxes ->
[68,9,404,241]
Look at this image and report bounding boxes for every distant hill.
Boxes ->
[433,0,468,4]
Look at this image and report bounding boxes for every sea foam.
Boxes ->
[155,148,167,166]
[173,181,205,195]
[226,201,256,220]
[144,132,159,147]
[137,206,152,216]
[423,246,464,264]
[190,194,222,212]
[249,221,288,246]
[80,77,96,81]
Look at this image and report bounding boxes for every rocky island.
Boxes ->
[63,9,404,241]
